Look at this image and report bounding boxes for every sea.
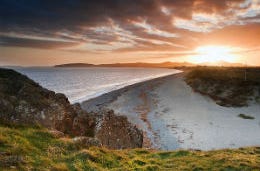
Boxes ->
[14,67,181,103]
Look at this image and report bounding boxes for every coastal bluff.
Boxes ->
[0,68,143,149]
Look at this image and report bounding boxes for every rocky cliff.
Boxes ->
[0,68,142,149]
[0,68,95,136]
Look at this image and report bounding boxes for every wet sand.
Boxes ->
[81,72,260,150]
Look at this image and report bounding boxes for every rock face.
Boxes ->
[0,68,143,149]
[0,68,95,136]
[96,110,143,149]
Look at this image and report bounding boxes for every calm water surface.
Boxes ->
[14,67,181,103]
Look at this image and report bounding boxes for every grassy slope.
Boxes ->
[0,124,259,171]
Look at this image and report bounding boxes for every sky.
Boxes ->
[0,0,260,66]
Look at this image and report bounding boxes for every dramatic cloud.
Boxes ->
[0,0,260,65]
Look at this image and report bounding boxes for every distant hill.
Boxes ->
[99,62,195,68]
[55,63,95,67]
[55,61,247,68]
[55,62,195,68]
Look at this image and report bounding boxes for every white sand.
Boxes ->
[106,73,260,150]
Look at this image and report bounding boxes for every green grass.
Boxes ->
[0,124,260,170]
[238,114,255,120]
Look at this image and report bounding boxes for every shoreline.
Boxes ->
[81,71,260,151]
[81,73,183,149]
[81,72,183,112]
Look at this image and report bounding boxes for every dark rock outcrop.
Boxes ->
[96,110,143,149]
[0,68,143,149]
[0,68,95,136]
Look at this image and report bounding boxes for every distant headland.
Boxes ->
[54,61,246,68]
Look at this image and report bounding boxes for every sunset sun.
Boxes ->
[190,46,238,64]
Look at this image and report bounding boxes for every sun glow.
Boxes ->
[190,46,238,64]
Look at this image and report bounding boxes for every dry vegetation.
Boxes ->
[238,114,255,120]
[185,67,260,107]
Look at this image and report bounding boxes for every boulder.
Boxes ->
[96,110,143,149]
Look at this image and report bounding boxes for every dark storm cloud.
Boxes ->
[1,0,160,31]
[0,0,258,50]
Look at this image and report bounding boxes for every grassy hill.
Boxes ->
[0,124,259,171]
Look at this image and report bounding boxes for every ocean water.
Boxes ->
[14,67,181,103]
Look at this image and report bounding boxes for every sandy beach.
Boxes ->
[81,72,260,151]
